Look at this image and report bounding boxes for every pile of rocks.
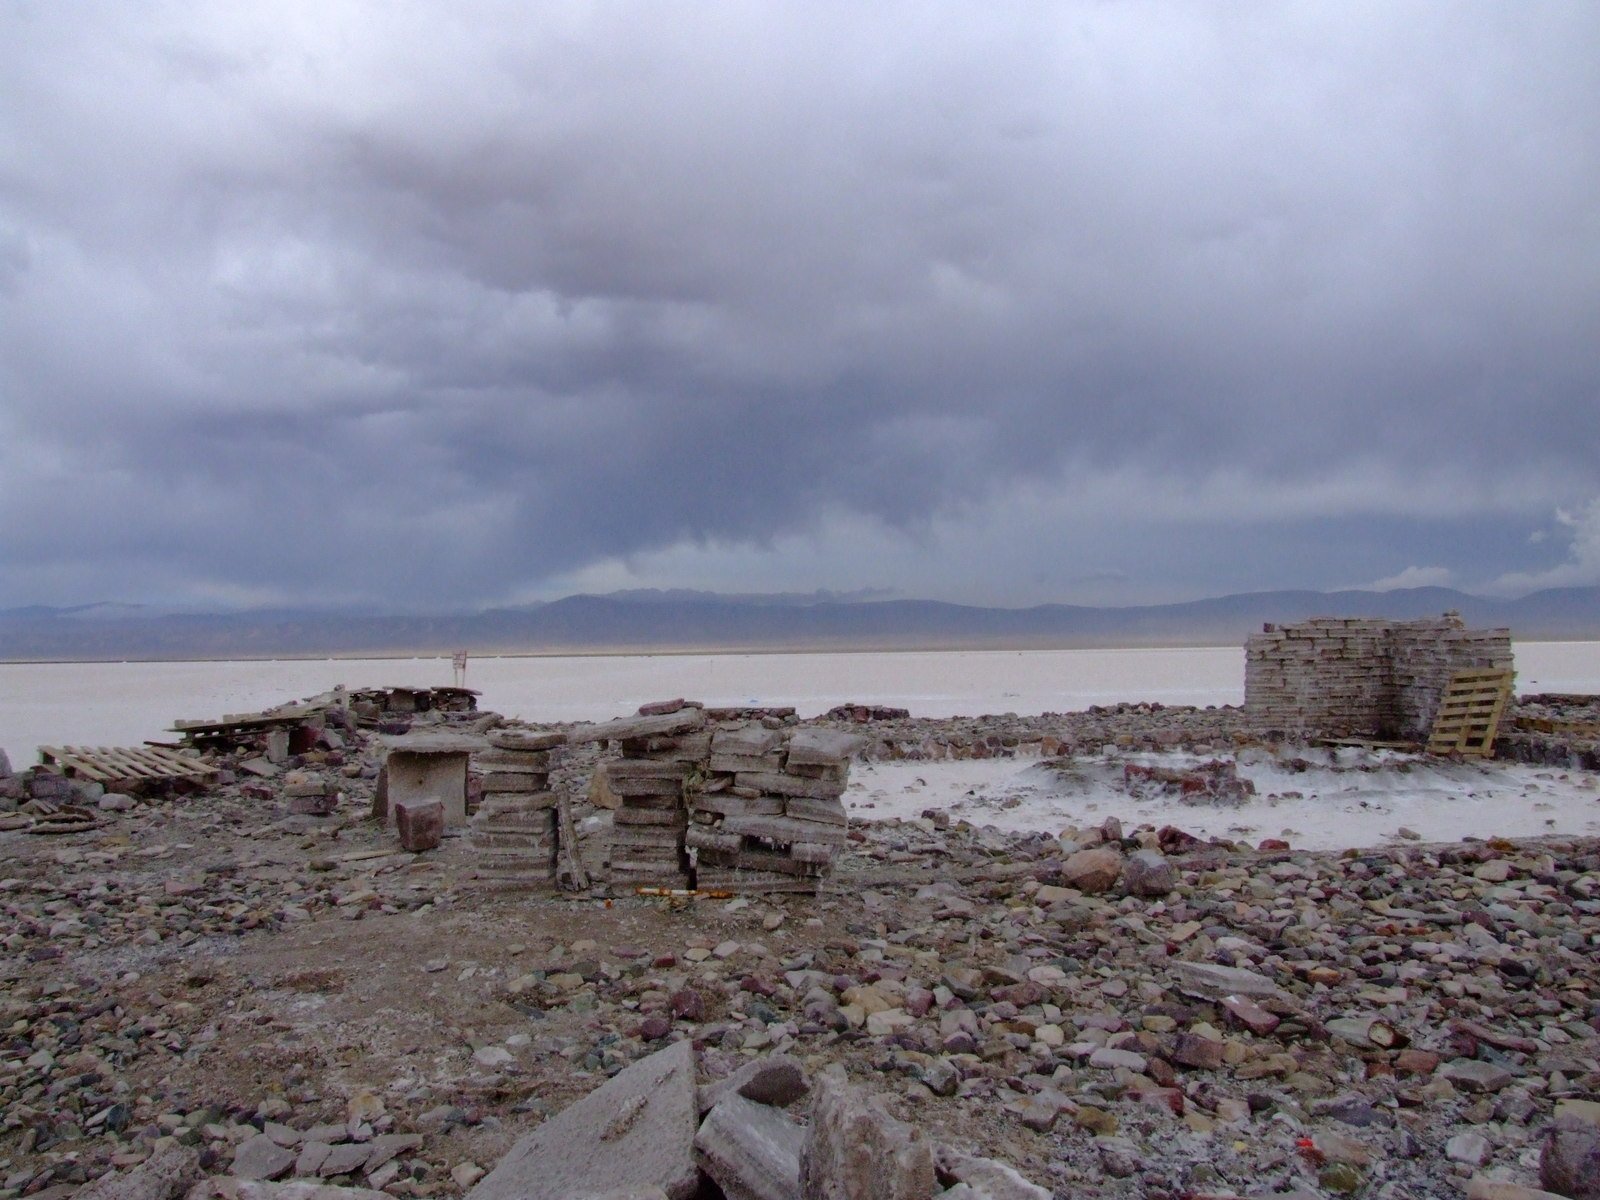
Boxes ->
[572,703,711,890]
[690,725,862,894]
[468,730,566,890]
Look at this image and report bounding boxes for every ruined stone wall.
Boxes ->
[1245,613,1512,738]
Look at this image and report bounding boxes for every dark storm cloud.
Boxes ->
[2,2,1598,607]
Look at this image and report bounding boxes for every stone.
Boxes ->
[702,1055,809,1112]
[1441,1059,1515,1093]
[395,800,444,852]
[1542,1124,1600,1199]
[1166,1032,1224,1070]
[76,1143,200,1200]
[933,1151,1049,1200]
[234,1136,298,1181]
[288,792,338,816]
[799,1069,936,1200]
[1121,849,1176,897]
[99,792,136,812]
[466,1039,699,1200]
[1467,1181,1570,1200]
[1060,847,1123,893]
[473,1045,514,1069]
[695,1092,805,1200]
[316,1144,372,1179]
[1095,1139,1141,1179]
[1171,961,1285,1001]
[188,1183,394,1200]
[1446,1132,1493,1167]
[1088,1047,1147,1073]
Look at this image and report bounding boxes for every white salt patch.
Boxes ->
[846,746,1600,851]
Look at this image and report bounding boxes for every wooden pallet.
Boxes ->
[1427,670,1514,758]
[38,744,217,786]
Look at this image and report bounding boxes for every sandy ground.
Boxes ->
[846,746,1600,851]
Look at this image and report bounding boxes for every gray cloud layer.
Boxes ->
[3,2,1598,608]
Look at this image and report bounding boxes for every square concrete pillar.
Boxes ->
[380,733,480,829]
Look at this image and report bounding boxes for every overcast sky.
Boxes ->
[2,2,1597,611]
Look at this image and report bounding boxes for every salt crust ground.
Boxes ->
[847,746,1600,851]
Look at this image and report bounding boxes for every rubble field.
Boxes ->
[4,696,1600,1200]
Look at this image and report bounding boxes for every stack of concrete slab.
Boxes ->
[468,729,566,890]
[571,702,708,890]
[688,726,862,894]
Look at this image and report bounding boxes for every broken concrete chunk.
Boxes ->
[466,1040,699,1200]
[696,1092,806,1200]
[799,1070,935,1200]
[78,1143,200,1200]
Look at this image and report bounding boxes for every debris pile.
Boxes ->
[690,725,862,894]
[469,730,566,890]
[1121,758,1255,805]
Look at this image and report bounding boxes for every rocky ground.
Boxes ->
[3,702,1600,1199]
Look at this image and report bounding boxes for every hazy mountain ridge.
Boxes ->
[2,586,1596,661]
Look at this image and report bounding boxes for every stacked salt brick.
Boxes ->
[688,725,862,894]
[1245,613,1513,740]
[1245,618,1396,736]
[571,701,709,891]
[469,729,566,890]
[1388,615,1513,734]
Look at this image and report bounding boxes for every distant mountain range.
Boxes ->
[2,585,1596,661]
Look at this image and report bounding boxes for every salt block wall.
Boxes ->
[1245,614,1512,738]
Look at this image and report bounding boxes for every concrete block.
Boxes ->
[695,1092,805,1200]
[395,800,444,853]
[466,1039,699,1200]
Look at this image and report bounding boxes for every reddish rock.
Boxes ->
[395,799,444,852]
[288,791,337,816]
[1394,1049,1441,1075]
[1221,995,1280,1035]
[671,988,706,1020]
[1167,1033,1225,1070]
[1062,847,1124,894]
[638,1016,672,1041]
